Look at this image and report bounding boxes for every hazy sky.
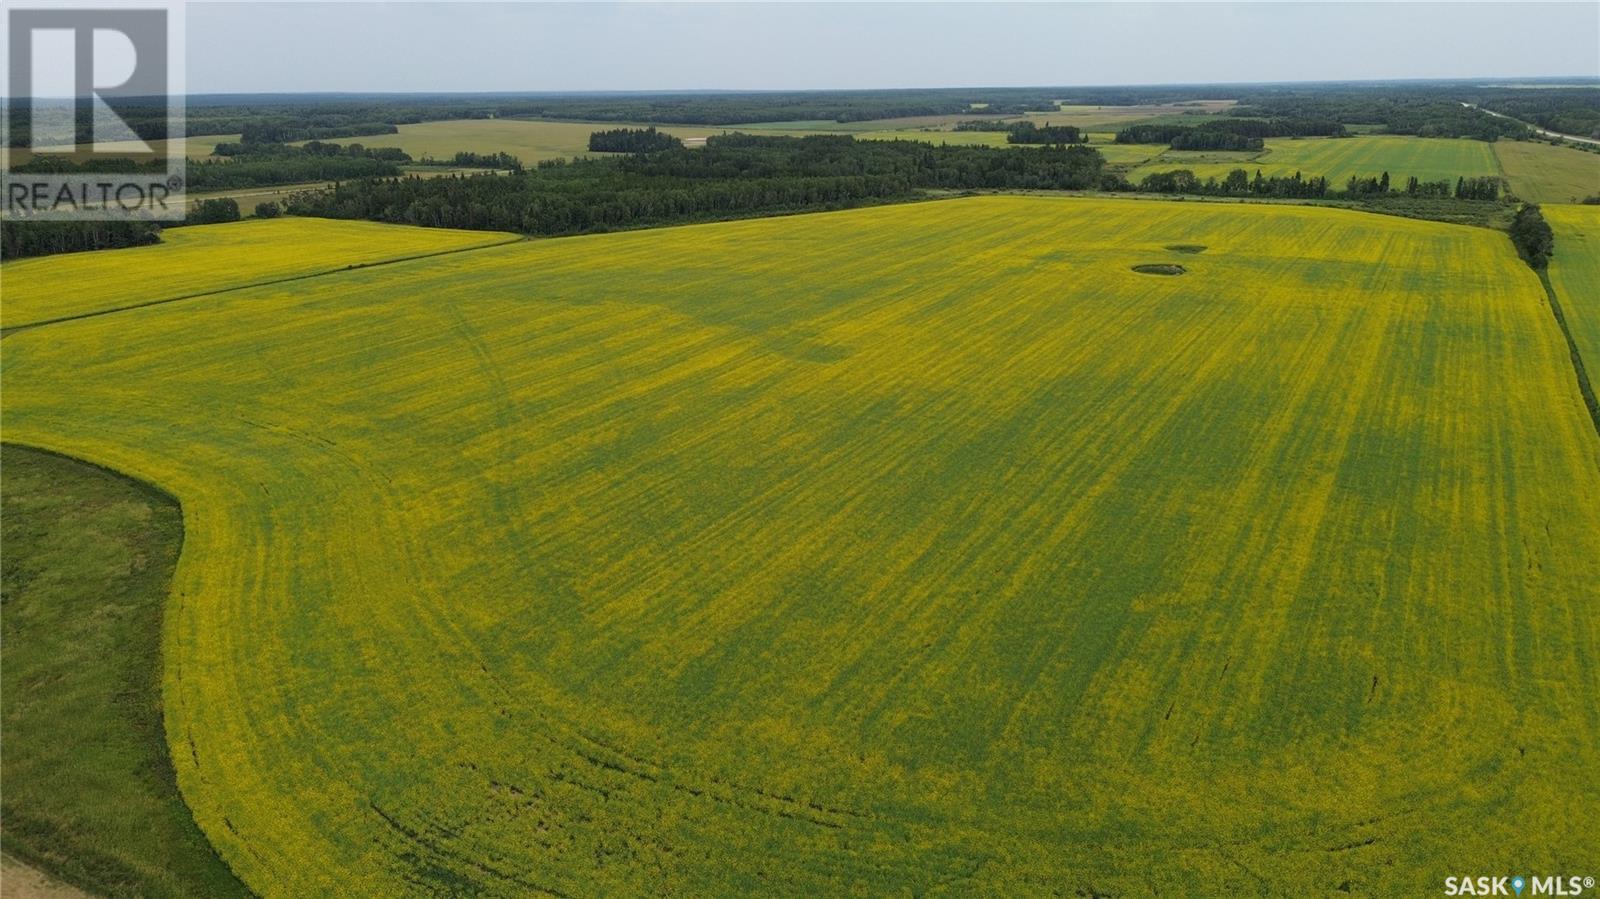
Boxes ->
[189,2,1600,94]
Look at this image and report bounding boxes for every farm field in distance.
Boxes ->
[292,118,819,163]
[5,196,1598,895]
[0,218,516,329]
[1493,141,1600,203]
[0,134,240,168]
[1130,134,1501,185]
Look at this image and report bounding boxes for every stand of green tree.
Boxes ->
[1118,166,1503,204]
[1005,122,1085,145]
[10,142,407,191]
[214,139,412,162]
[588,127,684,153]
[185,198,242,225]
[1510,204,1554,268]
[414,151,524,171]
[284,134,1104,234]
[952,120,1018,132]
[1116,118,1346,147]
[196,141,409,188]
[1124,168,1331,198]
[0,219,161,261]
[1225,94,1527,140]
[951,120,1085,144]
[1480,90,1600,140]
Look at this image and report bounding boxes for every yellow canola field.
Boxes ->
[0,218,516,329]
[4,197,1598,896]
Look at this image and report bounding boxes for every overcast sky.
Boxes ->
[188,2,1600,94]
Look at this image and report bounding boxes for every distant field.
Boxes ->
[1019,101,1238,130]
[308,118,815,162]
[1494,141,1600,203]
[0,218,515,328]
[1546,204,1600,373]
[1131,135,1500,185]
[846,130,1163,162]
[736,103,1236,135]
[1,134,239,167]
[183,166,494,215]
[5,197,1597,895]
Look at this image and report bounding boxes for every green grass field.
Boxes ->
[4,197,1597,895]
[1547,204,1600,375]
[1495,141,1600,203]
[0,444,250,899]
[0,218,516,329]
[1131,135,1501,186]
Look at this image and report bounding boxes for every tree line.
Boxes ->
[1,218,161,261]
[1480,90,1600,140]
[1118,166,1503,202]
[10,141,407,190]
[1117,118,1346,148]
[1225,95,1528,141]
[952,120,1086,144]
[588,127,684,153]
[1005,123,1085,145]
[281,134,1104,235]
[414,150,524,171]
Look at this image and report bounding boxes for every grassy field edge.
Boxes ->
[0,443,252,899]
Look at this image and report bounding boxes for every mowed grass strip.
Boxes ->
[1131,134,1500,185]
[4,197,1598,895]
[1495,141,1600,204]
[1,444,249,899]
[1546,204,1600,376]
[0,218,516,329]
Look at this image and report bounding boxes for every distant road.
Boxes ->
[1463,101,1600,147]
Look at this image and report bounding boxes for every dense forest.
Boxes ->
[414,150,524,171]
[11,142,408,190]
[1120,165,1503,203]
[0,218,161,262]
[952,120,1086,144]
[1117,118,1347,148]
[1509,204,1554,268]
[588,127,684,153]
[1004,123,1085,145]
[1223,95,1528,140]
[282,134,1104,234]
[1479,90,1600,139]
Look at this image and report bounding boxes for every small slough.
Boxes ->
[1132,263,1187,276]
[1164,244,1207,254]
